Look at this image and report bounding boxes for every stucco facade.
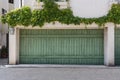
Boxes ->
[0,0,118,66]
[16,0,115,18]
[0,0,118,47]
[0,0,9,47]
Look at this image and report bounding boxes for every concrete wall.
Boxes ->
[0,0,2,46]
[0,0,9,47]
[70,0,112,18]
[21,0,67,10]
[1,0,9,10]
[14,0,22,8]
[0,0,1,14]
[20,0,115,18]
[9,3,14,11]
[22,0,35,7]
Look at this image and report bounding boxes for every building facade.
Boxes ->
[1,0,120,66]
[0,0,8,47]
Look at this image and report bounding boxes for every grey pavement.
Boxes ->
[0,58,8,65]
[0,67,120,80]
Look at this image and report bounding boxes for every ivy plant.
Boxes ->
[1,0,120,27]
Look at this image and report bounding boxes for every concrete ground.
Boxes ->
[0,67,120,80]
[0,58,8,65]
[0,59,120,80]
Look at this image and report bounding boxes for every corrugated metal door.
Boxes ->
[19,29,104,65]
[115,29,120,65]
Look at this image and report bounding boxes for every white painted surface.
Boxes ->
[1,0,9,11]
[0,0,2,14]
[1,24,8,46]
[22,0,67,9]
[22,0,34,8]
[0,0,2,46]
[16,22,103,29]
[22,0,113,18]
[0,0,9,47]
[104,23,115,66]
[14,0,21,8]
[9,28,19,64]
[9,3,14,11]
[9,33,16,64]
[70,0,111,18]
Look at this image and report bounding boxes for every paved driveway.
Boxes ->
[0,59,8,65]
[0,67,120,80]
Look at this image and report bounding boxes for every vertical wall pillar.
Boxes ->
[9,28,19,65]
[20,0,25,7]
[104,23,115,66]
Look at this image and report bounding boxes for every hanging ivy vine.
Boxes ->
[1,0,120,27]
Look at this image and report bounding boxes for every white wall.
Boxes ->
[22,0,67,9]
[22,0,38,9]
[22,0,35,7]
[14,0,21,8]
[14,0,32,9]
[0,0,2,46]
[21,0,114,18]
[0,0,9,47]
[0,0,2,14]
[70,0,112,18]
[1,0,9,10]
[9,3,14,11]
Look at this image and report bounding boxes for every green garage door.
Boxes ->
[19,29,104,65]
[115,29,120,65]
